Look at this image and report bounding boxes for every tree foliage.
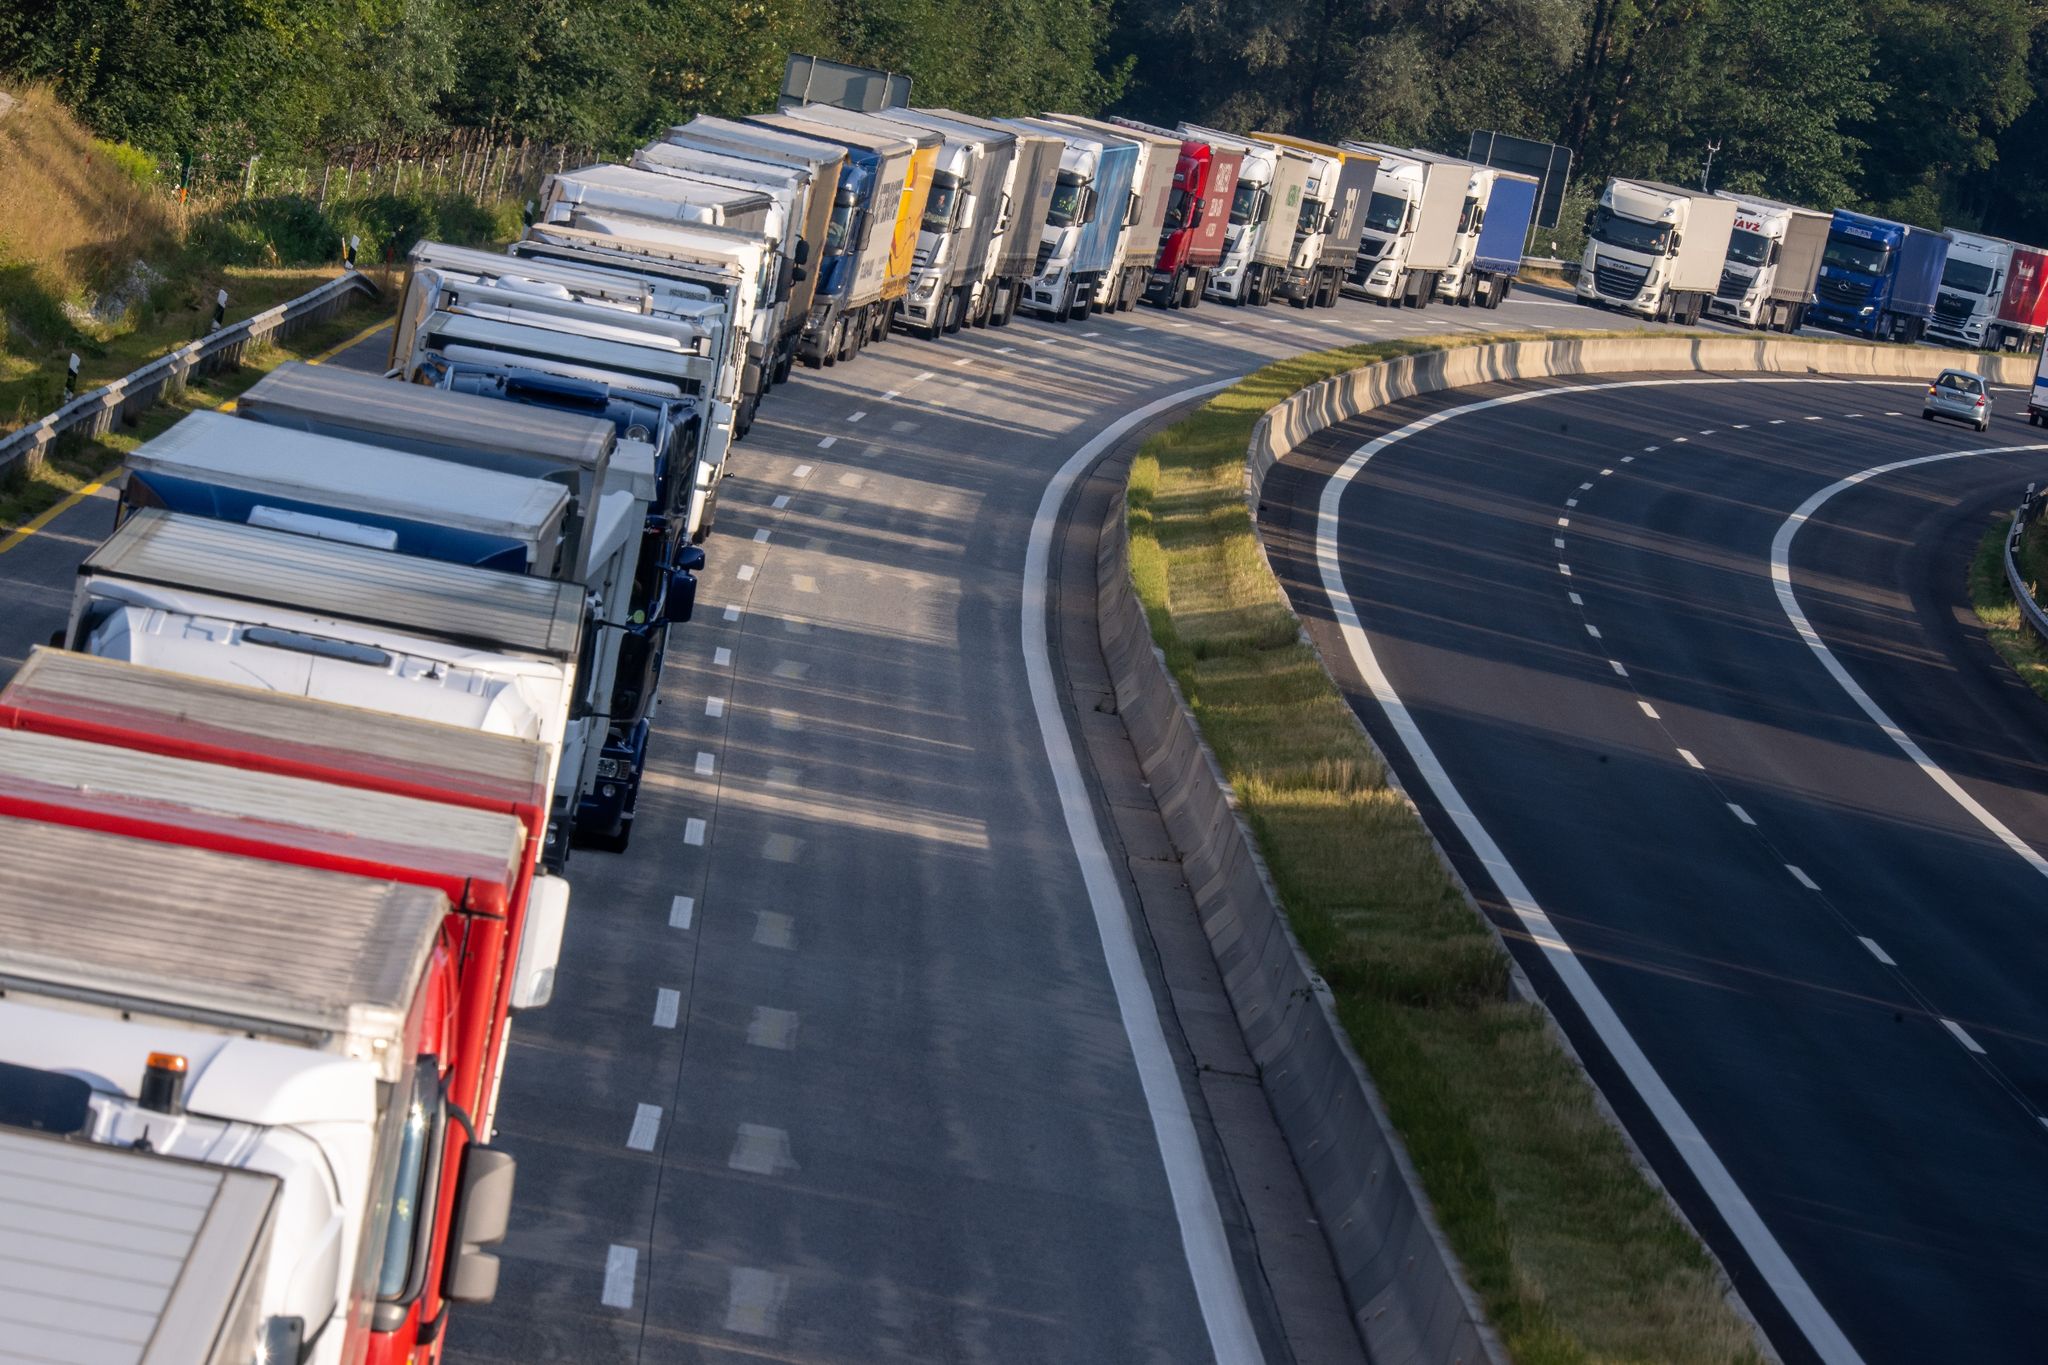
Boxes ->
[4,0,2043,234]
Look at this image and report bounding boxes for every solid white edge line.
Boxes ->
[1023,375,1264,1365]
[1771,441,2048,887]
[1315,374,1865,1365]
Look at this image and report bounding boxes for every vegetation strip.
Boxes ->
[1125,332,1762,1364]
[1969,515,2048,704]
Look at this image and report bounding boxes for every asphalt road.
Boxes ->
[1258,374,2048,1363]
[0,285,1803,1363]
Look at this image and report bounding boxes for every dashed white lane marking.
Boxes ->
[737,564,756,581]
[754,911,795,949]
[847,410,867,423]
[882,389,900,401]
[994,346,1016,354]
[1558,563,1572,576]
[1558,517,1571,527]
[817,435,837,449]
[1586,623,1601,638]
[729,1123,799,1176]
[1566,497,1579,507]
[1733,423,1750,429]
[669,895,694,930]
[1941,1019,1987,1054]
[684,817,707,846]
[1645,445,1660,452]
[1600,467,1614,476]
[1673,437,1688,444]
[1579,481,1593,489]
[1610,660,1628,676]
[724,1267,789,1337]
[602,1245,637,1308]
[1678,748,1704,770]
[1024,375,1266,1363]
[1554,537,1567,549]
[653,988,681,1029]
[754,529,771,544]
[762,832,799,862]
[1316,374,1864,1365]
[793,464,813,478]
[1884,411,1902,417]
[1699,429,1716,436]
[695,751,715,776]
[626,1103,662,1151]
[1621,456,1634,463]
[1769,418,1785,424]
[1845,412,1863,418]
[1638,699,1660,720]
[713,647,732,667]
[705,696,725,718]
[1859,936,1895,966]
[912,370,935,384]
[1082,330,1102,337]
[772,494,791,510]
[1804,415,1823,421]
[1728,803,1756,825]
[1568,591,1584,605]
[723,604,742,622]
[1788,865,1820,890]
[953,356,972,366]
[748,1006,799,1049]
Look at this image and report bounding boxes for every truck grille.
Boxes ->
[912,245,935,270]
[1716,268,1747,301]
[1933,291,1973,324]
[1034,240,1055,276]
[1360,235,1388,258]
[1816,275,1867,308]
[1592,258,1649,299]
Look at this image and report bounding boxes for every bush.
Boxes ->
[188,194,342,266]
[89,139,162,193]
[188,190,522,269]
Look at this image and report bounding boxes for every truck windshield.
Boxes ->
[1047,170,1088,228]
[825,200,857,253]
[1364,192,1407,234]
[1590,207,1670,255]
[375,1075,436,1300]
[1726,229,1770,267]
[1940,258,1996,294]
[1456,196,1479,234]
[1822,234,1889,275]
[1163,186,1193,231]
[1229,181,1261,226]
[922,173,961,234]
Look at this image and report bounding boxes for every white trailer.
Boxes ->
[1709,195,1829,331]
[1576,177,1738,323]
[1179,126,1314,306]
[1341,143,1465,307]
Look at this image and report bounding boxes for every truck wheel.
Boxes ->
[580,813,633,854]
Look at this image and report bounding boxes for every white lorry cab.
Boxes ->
[1930,230,2023,349]
[1433,159,1498,304]
[0,820,493,1365]
[1576,177,1738,324]
[67,509,585,860]
[1341,143,1464,307]
[1709,194,1829,331]
[1179,126,1313,306]
[925,107,1064,327]
[1002,116,1114,321]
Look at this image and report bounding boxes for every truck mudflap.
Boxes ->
[687,460,720,544]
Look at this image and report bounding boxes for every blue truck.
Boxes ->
[1465,169,1539,309]
[1807,210,1951,342]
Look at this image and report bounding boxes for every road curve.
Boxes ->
[1258,374,2048,1364]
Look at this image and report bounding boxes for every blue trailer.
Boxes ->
[1808,210,1951,342]
[1467,170,1539,309]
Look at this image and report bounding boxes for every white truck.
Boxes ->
[1927,229,2048,351]
[1179,126,1314,306]
[864,107,1014,336]
[1046,114,1180,313]
[1433,159,1498,304]
[1709,194,1829,332]
[1342,143,1464,307]
[1002,115,1117,320]
[392,242,733,542]
[67,508,586,858]
[925,108,1066,327]
[1576,177,1738,324]
[0,818,499,1365]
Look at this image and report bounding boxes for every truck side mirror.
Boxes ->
[1188,198,1204,229]
[775,256,794,306]
[443,1146,516,1304]
[794,237,811,266]
[1769,243,1781,266]
[1668,232,1682,255]
[661,546,706,625]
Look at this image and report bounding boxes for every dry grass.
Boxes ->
[1968,515,2048,702]
[1126,331,1764,1363]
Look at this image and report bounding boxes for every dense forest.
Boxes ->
[3,0,2043,235]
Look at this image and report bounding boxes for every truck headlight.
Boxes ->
[915,278,938,299]
[1859,306,1875,316]
[596,757,623,779]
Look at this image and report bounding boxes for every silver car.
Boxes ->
[1923,368,1992,431]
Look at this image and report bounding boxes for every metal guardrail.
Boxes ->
[0,270,380,481]
[2004,484,2048,644]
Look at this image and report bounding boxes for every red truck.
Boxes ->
[0,647,563,1364]
[1114,117,1243,310]
[1992,244,2048,353]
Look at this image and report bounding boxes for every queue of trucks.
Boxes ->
[15,66,2047,1363]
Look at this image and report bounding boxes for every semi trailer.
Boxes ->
[1003,116,1137,321]
[1343,143,1464,306]
[1111,119,1241,310]
[1179,126,1312,306]
[1709,195,1828,331]
[863,107,1011,336]
[1806,209,1950,342]
[924,108,1066,325]
[1929,230,2048,351]
[1576,178,1739,323]
[1257,133,1377,308]
[1045,114,1180,313]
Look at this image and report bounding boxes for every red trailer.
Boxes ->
[1992,244,2048,353]
[1113,118,1242,310]
[0,647,561,1365]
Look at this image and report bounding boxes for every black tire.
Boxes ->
[1922,410,1935,421]
[579,815,633,854]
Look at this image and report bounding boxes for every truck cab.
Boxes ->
[1575,177,1737,323]
[1342,143,1461,307]
[927,107,1065,327]
[869,118,984,338]
[1112,118,1229,310]
[1002,116,1113,321]
[1257,133,1373,310]
[1434,161,1498,304]
[1044,115,1179,315]
[1930,230,2017,349]
[1180,127,1310,306]
[1709,196,1828,332]
[0,819,487,1365]
[1807,210,1950,342]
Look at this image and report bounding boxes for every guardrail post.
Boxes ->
[62,354,79,404]
[208,288,228,334]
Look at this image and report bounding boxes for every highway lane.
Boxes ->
[0,286,1734,1362]
[1259,375,2048,1363]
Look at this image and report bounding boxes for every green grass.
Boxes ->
[1126,330,1764,1363]
[1968,515,2048,703]
[0,295,389,536]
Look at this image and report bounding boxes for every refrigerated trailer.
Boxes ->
[0,818,484,1365]
[1002,116,1138,321]
[1179,126,1313,306]
[1807,209,1950,342]
[1456,167,1538,309]
[1256,132,1376,308]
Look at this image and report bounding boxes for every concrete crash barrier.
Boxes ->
[1105,331,2036,1365]
[1096,484,1504,1365]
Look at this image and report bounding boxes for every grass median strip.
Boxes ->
[1968,513,2048,703]
[1125,331,1762,1364]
